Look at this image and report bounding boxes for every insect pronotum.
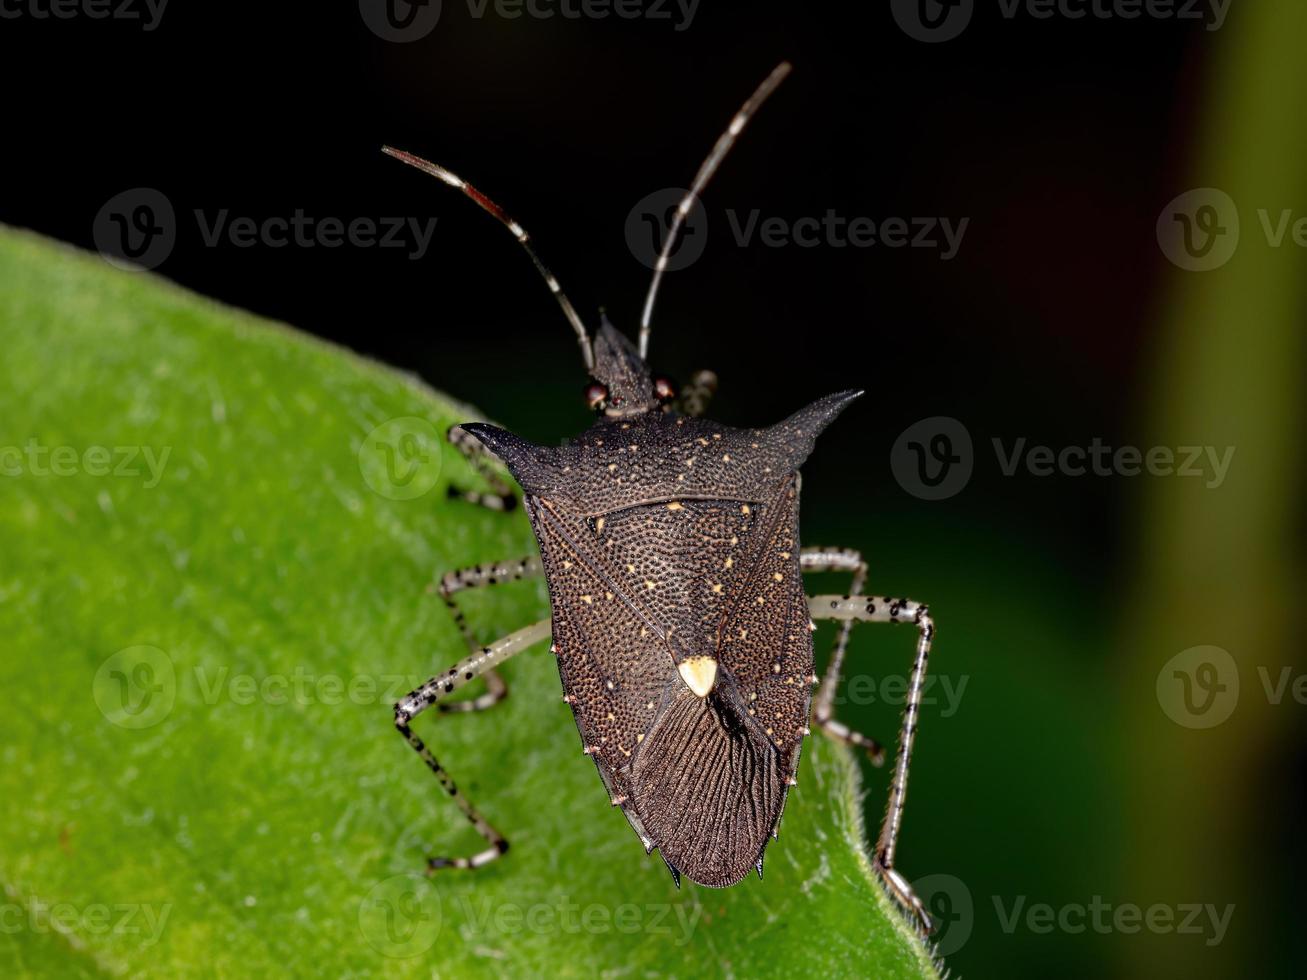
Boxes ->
[384,61,937,934]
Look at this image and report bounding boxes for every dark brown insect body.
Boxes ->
[385,62,937,933]
[465,324,859,886]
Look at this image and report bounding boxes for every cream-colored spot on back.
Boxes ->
[677,656,718,698]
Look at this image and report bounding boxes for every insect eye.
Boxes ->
[653,376,677,403]
[585,382,610,411]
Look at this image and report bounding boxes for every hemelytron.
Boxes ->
[384,62,938,933]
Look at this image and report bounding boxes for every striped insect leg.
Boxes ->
[807,591,936,934]
[393,619,551,872]
[800,547,885,764]
[435,553,543,713]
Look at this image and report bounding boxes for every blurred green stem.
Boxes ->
[1122,5,1307,976]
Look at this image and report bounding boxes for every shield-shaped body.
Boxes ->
[463,387,858,886]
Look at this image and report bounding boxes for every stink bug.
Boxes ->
[386,62,937,932]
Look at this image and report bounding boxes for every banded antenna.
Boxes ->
[637,61,792,362]
[382,146,595,371]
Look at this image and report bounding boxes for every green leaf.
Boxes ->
[0,227,940,979]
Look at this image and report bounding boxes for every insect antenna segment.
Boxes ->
[637,60,793,361]
[381,146,596,370]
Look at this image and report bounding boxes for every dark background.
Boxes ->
[4,2,1303,977]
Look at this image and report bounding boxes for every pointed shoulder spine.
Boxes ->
[763,389,863,471]
[456,422,558,494]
